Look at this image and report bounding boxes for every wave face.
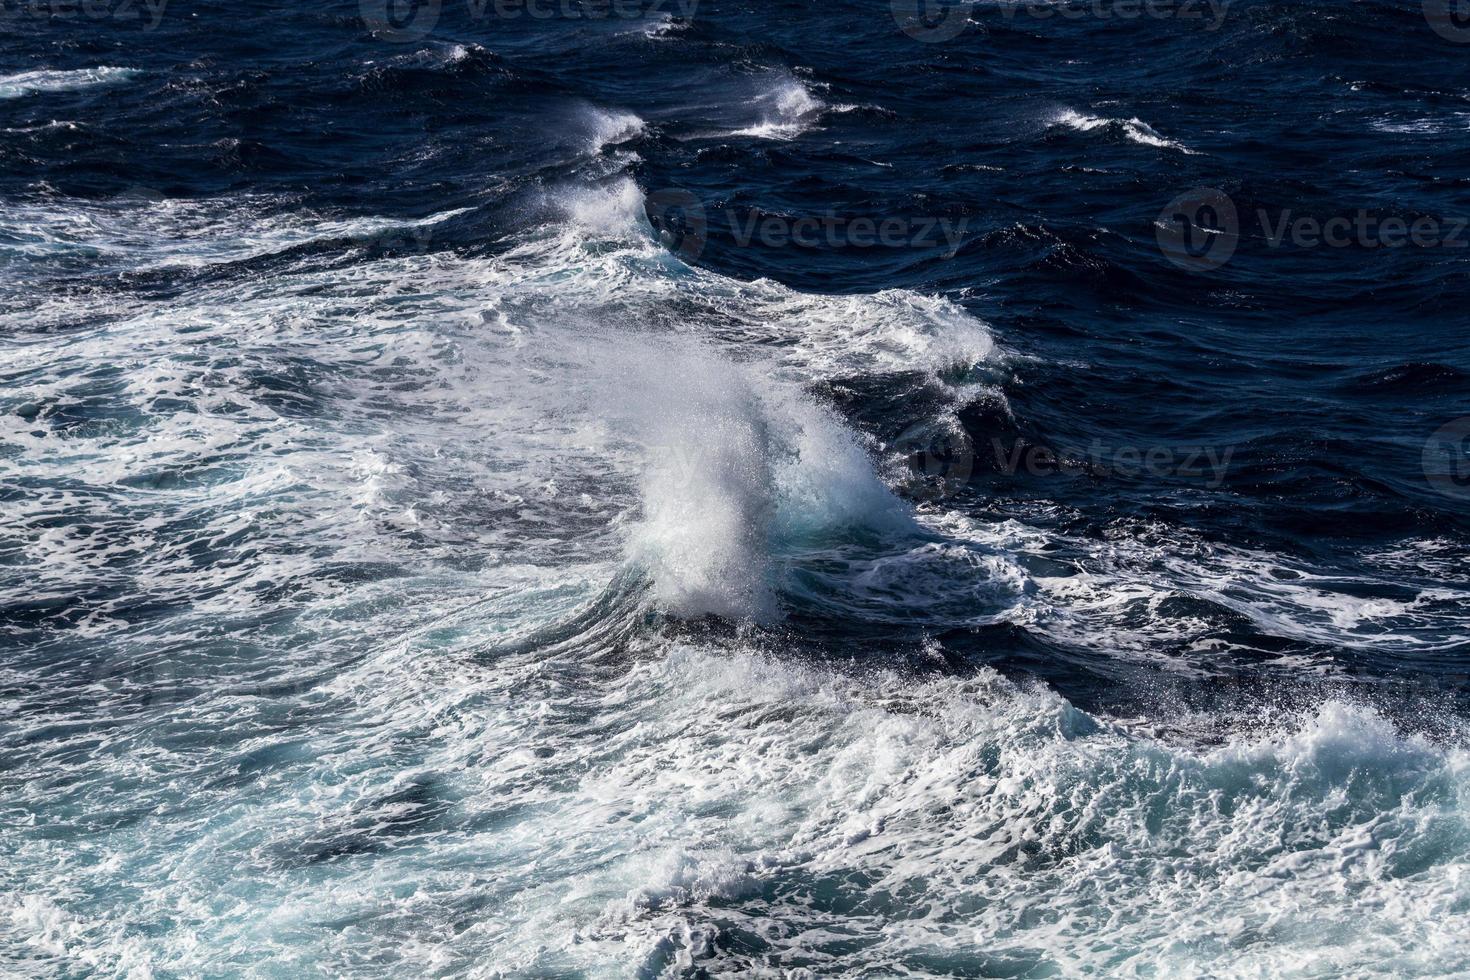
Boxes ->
[3,0,1470,976]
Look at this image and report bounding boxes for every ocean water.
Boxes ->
[3,0,1470,976]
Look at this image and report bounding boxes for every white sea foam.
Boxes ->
[564,651,1470,976]
[4,163,1468,978]
[615,350,788,622]
[0,67,138,100]
[1368,113,1470,135]
[12,633,1458,977]
[0,176,991,639]
[930,509,1470,664]
[0,195,471,275]
[7,175,1460,659]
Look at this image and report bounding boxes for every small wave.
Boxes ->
[0,67,138,100]
[393,41,494,70]
[1051,108,1197,154]
[643,12,690,38]
[730,79,826,141]
[585,107,646,155]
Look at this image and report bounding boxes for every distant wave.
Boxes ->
[584,107,646,155]
[1051,108,1197,154]
[730,79,827,141]
[0,67,139,100]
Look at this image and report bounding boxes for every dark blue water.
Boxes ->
[4,1,1470,975]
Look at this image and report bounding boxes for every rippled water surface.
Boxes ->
[3,0,1470,975]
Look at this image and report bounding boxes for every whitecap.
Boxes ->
[584,107,646,154]
[0,67,139,100]
[642,12,689,38]
[608,342,916,622]
[1051,107,1198,154]
[729,79,826,140]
